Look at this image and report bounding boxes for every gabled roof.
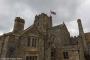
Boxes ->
[51,25,61,31]
[21,24,40,36]
[51,23,68,32]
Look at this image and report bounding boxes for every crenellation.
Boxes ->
[15,17,25,23]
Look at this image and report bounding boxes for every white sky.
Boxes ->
[0,0,90,36]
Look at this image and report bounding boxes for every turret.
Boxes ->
[77,19,84,35]
[77,19,87,49]
[13,17,25,33]
[77,19,87,60]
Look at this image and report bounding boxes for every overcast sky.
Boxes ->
[0,0,89,36]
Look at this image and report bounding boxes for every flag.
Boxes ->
[50,11,56,15]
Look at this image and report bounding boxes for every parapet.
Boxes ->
[35,13,50,19]
[15,17,25,23]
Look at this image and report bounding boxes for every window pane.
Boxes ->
[26,56,37,60]
[34,56,37,60]
[32,56,34,60]
[63,52,69,59]
[51,48,55,60]
[30,56,31,60]
[26,56,29,60]
[32,38,36,47]
[27,37,31,46]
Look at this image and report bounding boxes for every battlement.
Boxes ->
[35,13,51,20]
[38,13,49,17]
[15,17,25,23]
[34,13,52,32]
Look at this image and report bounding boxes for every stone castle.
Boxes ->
[0,13,90,60]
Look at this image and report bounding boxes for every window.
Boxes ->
[27,37,38,47]
[27,37,31,46]
[63,52,69,59]
[26,56,30,60]
[7,47,16,58]
[32,38,37,47]
[26,56,37,60]
[37,22,39,26]
[51,48,55,60]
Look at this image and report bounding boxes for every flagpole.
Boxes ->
[50,10,56,21]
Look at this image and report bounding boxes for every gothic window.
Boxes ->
[26,56,37,60]
[63,52,69,59]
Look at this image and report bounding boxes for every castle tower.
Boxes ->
[34,13,52,60]
[13,17,25,33]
